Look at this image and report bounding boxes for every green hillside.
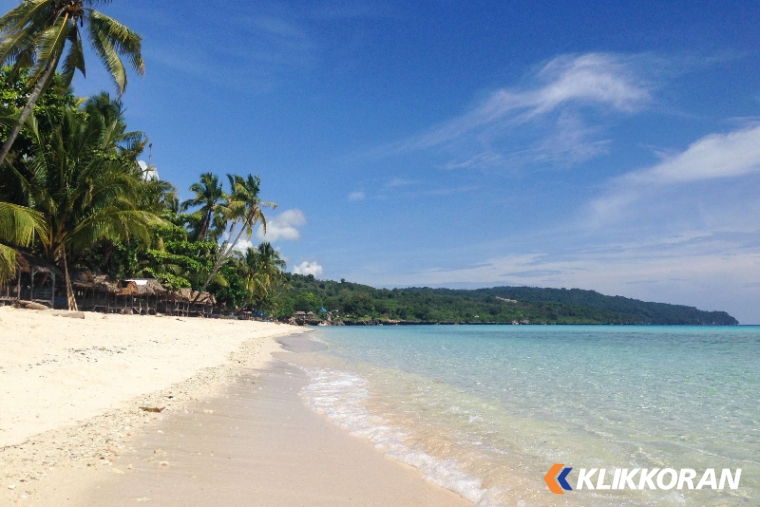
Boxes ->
[279,275,738,325]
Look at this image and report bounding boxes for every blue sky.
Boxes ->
[4,1,760,321]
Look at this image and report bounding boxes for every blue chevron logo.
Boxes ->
[545,464,574,494]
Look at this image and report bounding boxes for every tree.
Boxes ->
[181,173,227,242]
[196,174,275,294]
[242,242,285,309]
[5,93,163,309]
[294,292,321,313]
[0,202,46,283]
[0,0,144,168]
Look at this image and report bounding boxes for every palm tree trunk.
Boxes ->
[0,57,60,168]
[61,245,78,312]
[195,211,212,256]
[196,213,252,298]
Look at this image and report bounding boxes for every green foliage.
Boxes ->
[279,275,739,325]
[0,68,78,195]
[0,202,47,283]
[293,292,322,313]
[0,0,145,94]
[0,56,287,313]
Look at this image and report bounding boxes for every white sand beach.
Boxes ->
[0,307,470,507]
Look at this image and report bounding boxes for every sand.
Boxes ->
[0,306,302,504]
[0,307,472,507]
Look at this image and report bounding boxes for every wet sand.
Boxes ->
[22,336,470,507]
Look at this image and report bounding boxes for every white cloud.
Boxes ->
[293,261,323,277]
[348,191,365,201]
[406,53,649,151]
[630,124,760,184]
[257,209,306,242]
[591,124,760,222]
[233,239,254,252]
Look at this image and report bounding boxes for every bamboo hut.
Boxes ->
[161,287,189,316]
[192,291,216,317]
[161,288,215,317]
[113,279,167,315]
[0,252,63,308]
[70,270,118,312]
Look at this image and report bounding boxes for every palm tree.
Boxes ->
[0,0,144,167]
[242,242,285,309]
[197,174,276,294]
[6,93,163,309]
[181,173,228,242]
[0,201,47,283]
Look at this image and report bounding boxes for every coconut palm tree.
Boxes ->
[0,0,144,167]
[6,93,163,309]
[0,201,47,283]
[181,173,228,242]
[242,242,285,309]
[197,174,276,294]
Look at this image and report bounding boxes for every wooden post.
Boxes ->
[51,273,55,309]
[30,268,35,302]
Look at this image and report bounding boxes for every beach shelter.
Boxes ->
[0,252,63,308]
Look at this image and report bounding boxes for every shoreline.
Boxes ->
[40,353,470,506]
[0,306,305,505]
[0,307,471,507]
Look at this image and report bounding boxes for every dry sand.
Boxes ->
[0,307,472,507]
[0,306,303,505]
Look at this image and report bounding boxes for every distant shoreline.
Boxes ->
[297,318,740,327]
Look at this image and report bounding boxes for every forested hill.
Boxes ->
[282,275,739,325]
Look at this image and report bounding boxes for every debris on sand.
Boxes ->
[139,406,165,413]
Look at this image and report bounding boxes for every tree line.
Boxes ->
[0,1,289,313]
[279,275,738,325]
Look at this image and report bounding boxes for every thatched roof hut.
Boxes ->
[194,291,216,306]
[69,269,95,289]
[116,279,167,297]
[15,251,63,277]
[93,274,117,293]
[168,288,214,305]
[169,287,193,302]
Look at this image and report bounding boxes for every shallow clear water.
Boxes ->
[296,326,760,506]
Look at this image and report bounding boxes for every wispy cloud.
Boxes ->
[348,191,366,201]
[144,6,316,94]
[398,53,650,154]
[629,124,760,183]
[591,124,760,222]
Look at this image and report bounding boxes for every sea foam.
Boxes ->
[298,367,503,507]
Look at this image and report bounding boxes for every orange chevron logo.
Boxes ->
[545,463,573,494]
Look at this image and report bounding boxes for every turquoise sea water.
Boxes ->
[296,326,760,506]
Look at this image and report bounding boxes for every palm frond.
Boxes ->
[0,244,17,284]
[0,201,48,247]
[61,26,86,84]
[0,0,51,36]
[87,10,143,74]
[88,16,127,94]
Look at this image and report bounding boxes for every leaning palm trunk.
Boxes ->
[61,245,78,312]
[0,57,59,167]
[194,206,269,305]
[196,216,252,297]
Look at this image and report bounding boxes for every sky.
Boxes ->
[3,1,760,322]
